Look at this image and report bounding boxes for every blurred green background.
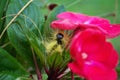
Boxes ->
[38,0,120,23]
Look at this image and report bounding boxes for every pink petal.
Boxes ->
[51,12,90,30]
[68,61,117,80]
[70,29,118,68]
[51,19,78,30]
[70,31,82,58]
[57,12,90,23]
[68,62,84,77]
[83,61,117,80]
[100,24,120,38]
[51,12,120,38]
[82,35,118,68]
[70,29,104,59]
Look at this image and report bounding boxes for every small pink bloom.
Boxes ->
[51,12,120,38]
[68,29,119,80]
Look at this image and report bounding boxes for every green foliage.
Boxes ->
[6,0,45,67]
[116,67,120,80]
[0,0,10,48]
[47,52,63,68]
[21,25,46,65]
[0,0,9,33]
[0,48,29,80]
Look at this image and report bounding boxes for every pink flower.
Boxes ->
[68,29,119,80]
[51,12,120,38]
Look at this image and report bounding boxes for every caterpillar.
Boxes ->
[45,31,69,55]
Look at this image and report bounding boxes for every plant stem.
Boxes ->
[71,71,74,80]
[57,67,70,79]
[1,42,10,48]
[31,47,42,80]
[44,66,49,75]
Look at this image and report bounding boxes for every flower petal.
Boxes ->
[51,19,78,30]
[82,35,119,68]
[68,62,84,77]
[70,29,104,59]
[70,29,118,68]
[57,12,90,23]
[51,12,120,38]
[68,61,117,80]
[100,24,120,38]
[83,61,117,80]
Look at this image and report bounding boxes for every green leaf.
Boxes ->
[21,25,46,65]
[0,0,9,33]
[7,23,34,67]
[0,0,9,47]
[42,74,48,80]
[42,5,66,37]
[47,52,63,68]
[46,52,71,79]
[0,0,6,18]
[0,71,31,80]
[116,67,120,80]
[6,0,45,66]
[0,48,29,80]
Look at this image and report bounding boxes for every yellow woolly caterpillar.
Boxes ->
[45,30,69,55]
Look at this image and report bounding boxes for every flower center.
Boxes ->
[82,52,88,59]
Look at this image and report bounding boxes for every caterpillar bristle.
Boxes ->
[44,30,70,55]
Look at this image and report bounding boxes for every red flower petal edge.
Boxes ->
[51,12,120,38]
